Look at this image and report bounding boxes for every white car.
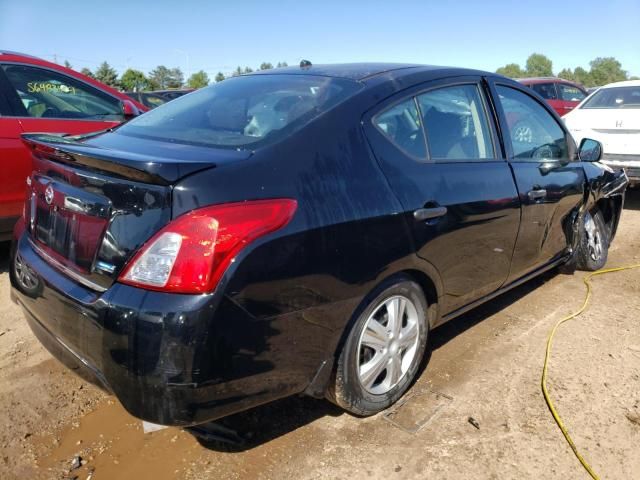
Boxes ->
[564,80,640,186]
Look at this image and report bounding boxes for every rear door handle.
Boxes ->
[414,206,448,221]
[527,189,547,201]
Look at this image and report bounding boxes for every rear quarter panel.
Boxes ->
[171,95,432,395]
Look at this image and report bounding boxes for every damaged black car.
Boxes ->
[10,63,628,426]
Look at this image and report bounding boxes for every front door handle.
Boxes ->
[414,206,448,221]
[528,189,547,201]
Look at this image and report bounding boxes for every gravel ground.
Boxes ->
[1,190,639,480]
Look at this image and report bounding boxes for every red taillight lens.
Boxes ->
[119,199,297,294]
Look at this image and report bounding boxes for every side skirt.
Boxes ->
[439,253,570,325]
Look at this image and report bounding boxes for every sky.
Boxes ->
[1,0,639,79]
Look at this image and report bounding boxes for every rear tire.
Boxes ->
[327,277,429,416]
[576,208,609,271]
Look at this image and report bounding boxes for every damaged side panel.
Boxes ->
[581,162,629,243]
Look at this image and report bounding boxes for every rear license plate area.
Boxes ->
[30,175,111,273]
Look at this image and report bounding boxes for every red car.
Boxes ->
[0,51,147,240]
[517,77,587,117]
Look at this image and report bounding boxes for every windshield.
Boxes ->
[581,86,640,109]
[116,75,361,149]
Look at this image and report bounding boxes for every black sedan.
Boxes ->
[10,63,627,426]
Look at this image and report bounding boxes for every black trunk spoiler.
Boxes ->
[22,133,247,185]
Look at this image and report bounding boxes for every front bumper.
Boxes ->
[10,232,319,426]
[601,155,640,185]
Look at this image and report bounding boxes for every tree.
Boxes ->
[94,61,119,87]
[243,66,254,74]
[149,65,183,89]
[232,66,243,77]
[80,67,94,78]
[120,69,151,91]
[214,72,225,82]
[64,60,72,69]
[589,57,627,87]
[259,62,273,70]
[496,63,524,78]
[525,53,553,77]
[276,61,288,68]
[168,67,184,88]
[573,67,592,87]
[556,68,575,81]
[187,70,209,89]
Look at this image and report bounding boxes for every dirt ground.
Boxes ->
[1,191,639,480]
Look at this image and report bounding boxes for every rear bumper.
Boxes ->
[10,232,327,426]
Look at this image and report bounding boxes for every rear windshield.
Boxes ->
[581,86,640,109]
[116,75,361,149]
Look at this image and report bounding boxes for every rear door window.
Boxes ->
[1,64,123,120]
[417,84,495,161]
[373,98,426,159]
[558,84,586,102]
[531,83,558,100]
[495,85,568,161]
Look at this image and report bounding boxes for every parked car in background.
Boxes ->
[10,64,627,427]
[152,88,194,100]
[0,51,147,241]
[564,80,640,186]
[517,77,587,116]
[125,91,167,109]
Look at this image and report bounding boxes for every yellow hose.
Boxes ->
[542,263,640,479]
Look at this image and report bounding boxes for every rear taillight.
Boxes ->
[119,199,297,294]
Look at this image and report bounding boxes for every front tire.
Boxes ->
[328,277,429,416]
[576,208,609,271]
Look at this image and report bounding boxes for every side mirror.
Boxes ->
[121,100,141,120]
[578,138,603,162]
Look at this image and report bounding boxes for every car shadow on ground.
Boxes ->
[189,394,344,451]
[191,269,556,453]
[0,242,10,274]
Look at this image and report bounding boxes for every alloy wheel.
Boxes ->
[357,295,420,395]
[584,211,603,262]
[14,253,38,291]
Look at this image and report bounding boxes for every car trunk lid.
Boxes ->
[22,132,251,291]
[574,110,640,154]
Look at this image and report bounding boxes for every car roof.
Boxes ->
[251,62,493,82]
[598,79,640,89]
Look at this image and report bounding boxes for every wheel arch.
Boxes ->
[595,195,623,242]
[332,264,442,363]
[305,260,444,399]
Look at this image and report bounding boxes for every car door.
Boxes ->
[364,77,521,317]
[0,63,126,226]
[529,82,563,116]
[0,63,124,135]
[0,76,26,232]
[488,80,585,282]
[556,83,587,116]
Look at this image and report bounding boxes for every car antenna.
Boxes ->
[300,59,312,69]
